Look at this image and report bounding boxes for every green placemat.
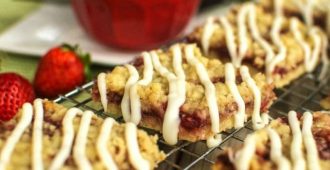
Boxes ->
[0,0,41,81]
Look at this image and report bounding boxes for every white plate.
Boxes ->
[0,3,230,66]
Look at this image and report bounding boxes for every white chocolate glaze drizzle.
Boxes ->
[164,45,186,145]
[267,127,291,170]
[73,111,93,170]
[184,44,221,147]
[0,103,33,170]
[247,4,275,83]
[268,16,287,82]
[309,28,323,72]
[234,134,256,170]
[219,16,238,64]
[237,4,250,67]
[290,18,313,72]
[240,66,266,129]
[97,118,118,170]
[202,17,216,54]
[49,108,83,170]
[288,111,305,170]
[302,112,321,170]
[150,46,186,145]
[97,73,108,112]
[138,52,154,86]
[125,122,150,170]
[225,63,245,128]
[319,32,329,80]
[126,52,153,125]
[121,65,139,123]
[32,99,44,170]
[274,0,283,16]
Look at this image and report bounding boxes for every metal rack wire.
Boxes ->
[53,65,330,170]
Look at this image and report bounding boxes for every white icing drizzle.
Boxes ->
[225,63,245,128]
[233,134,256,170]
[202,17,216,54]
[138,52,154,86]
[150,51,176,80]
[97,73,108,112]
[151,45,186,145]
[32,99,44,170]
[308,28,322,72]
[246,4,275,83]
[268,16,287,81]
[219,16,238,64]
[206,134,222,148]
[319,31,329,80]
[261,113,270,125]
[302,112,321,170]
[290,18,313,72]
[49,108,83,170]
[0,103,33,170]
[305,0,315,27]
[97,118,118,170]
[274,0,283,16]
[125,122,150,170]
[240,66,265,130]
[184,44,221,147]
[288,111,306,170]
[121,64,139,123]
[121,53,154,125]
[73,111,93,170]
[236,4,250,67]
[267,128,291,170]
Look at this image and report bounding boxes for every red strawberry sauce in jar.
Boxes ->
[71,0,201,50]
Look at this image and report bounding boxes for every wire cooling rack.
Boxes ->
[53,65,330,170]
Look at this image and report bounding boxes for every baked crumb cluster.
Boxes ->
[0,100,165,170]
[188,1,329,87]
[213,111,330,170]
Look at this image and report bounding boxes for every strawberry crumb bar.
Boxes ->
[0,99,165,170]
[213,111,330,170]
[92,43,276,147]
[259,0,330,37]
[188,2,329,87]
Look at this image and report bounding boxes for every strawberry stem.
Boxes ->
[61,43,92,82]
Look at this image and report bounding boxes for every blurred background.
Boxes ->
[0,0,242,81]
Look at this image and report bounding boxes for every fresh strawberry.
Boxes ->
[0,73,35,121]
[34,44,91,98]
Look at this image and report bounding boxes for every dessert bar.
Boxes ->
[92,43,276,147]
[188,2,329,87]
[0,99,165,170]
[213,110,330,170]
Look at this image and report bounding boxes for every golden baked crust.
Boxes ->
[213,111,330,170]
[92,44,276,142]
[321,95,330,110]
[188,3,325,87]
[0,100,165,170]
